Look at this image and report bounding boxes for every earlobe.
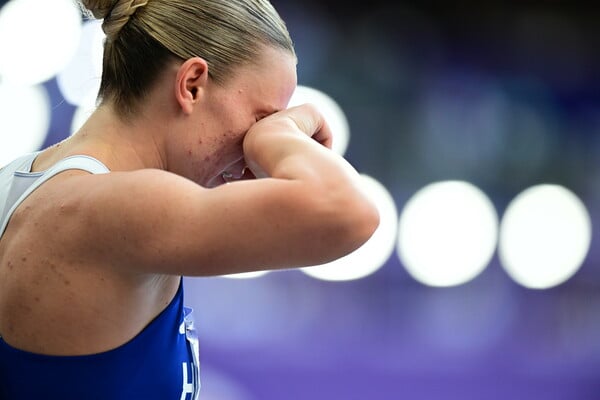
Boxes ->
[175,57,209,115]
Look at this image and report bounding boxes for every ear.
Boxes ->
[175,57,209,115]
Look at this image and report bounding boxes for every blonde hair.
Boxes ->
[79,0,295,117]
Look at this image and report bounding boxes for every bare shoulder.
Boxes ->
[21,168,200,220]
[10,168,199,265]
[16,167,377,277]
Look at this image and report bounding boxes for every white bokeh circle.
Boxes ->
[70,88,99,135]
[222,270,270,280]
[57,19,104,106]
[397,180,499,287]
[0,82,50,166]
[0,0,82,85]
[498,184,591,289]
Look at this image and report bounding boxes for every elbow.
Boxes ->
[346,196,380,252]
[320,192,379,259]
[293,181,381,266]
[362,199,381,242]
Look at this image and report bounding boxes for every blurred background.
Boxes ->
[1,0,600,398]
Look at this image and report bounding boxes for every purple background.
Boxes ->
[2,0,600,398]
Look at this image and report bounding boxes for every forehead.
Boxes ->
[227,47,298,112]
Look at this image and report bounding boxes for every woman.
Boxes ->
[0,0,379,398]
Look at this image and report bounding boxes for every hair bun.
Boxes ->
[79,0,148,40]
[78,0,116,20]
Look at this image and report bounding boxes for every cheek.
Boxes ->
[210,130,245,165]
[203,104,253,158]
[221,124,250,149]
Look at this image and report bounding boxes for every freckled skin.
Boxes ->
[0,46,379,359]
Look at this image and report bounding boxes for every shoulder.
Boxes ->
[52,167,203,200]
[40,168,206,225]
[12,167,206,271]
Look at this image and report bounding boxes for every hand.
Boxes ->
[250,103,333,148]
[282,103,333,149]
[242,103,334,179]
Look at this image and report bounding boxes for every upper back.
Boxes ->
[0,152,113,353]
[0,152,199,398]
[0,152,179,356]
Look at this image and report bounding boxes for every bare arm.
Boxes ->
[53,104,380,276]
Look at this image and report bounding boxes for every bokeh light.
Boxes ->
[397,180,499,287]
[57,19,104,107]
[71,89,100,135]
[498,184,592,289]
[288,85,350,156]
[221,270,270,280]
[0,82,50,166]
[301,174,397,281]
[0,0,81,85]
[0,1,599,398]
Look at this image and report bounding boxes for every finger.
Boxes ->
[286,104,333,149]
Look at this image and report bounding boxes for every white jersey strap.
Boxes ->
[0,155,109,237]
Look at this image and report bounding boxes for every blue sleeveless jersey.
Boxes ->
[0,152,201,399]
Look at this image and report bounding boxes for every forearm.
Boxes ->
[247,132,356,183]
[243,106,361,188]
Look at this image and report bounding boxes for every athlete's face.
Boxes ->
[190,47,297,188]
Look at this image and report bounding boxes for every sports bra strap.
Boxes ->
[0,155,109,237]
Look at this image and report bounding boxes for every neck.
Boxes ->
[71,103,167,172]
